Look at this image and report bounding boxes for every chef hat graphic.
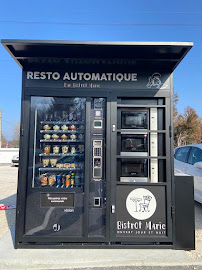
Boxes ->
[147,72,162,88]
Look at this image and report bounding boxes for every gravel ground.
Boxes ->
[0,164,202,260]
[186,202,202,260]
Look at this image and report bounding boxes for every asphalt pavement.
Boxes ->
[0,165,202,270]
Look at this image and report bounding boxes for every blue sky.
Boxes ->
[0,0,202,140]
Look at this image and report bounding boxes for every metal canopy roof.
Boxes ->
[1,39,193,71]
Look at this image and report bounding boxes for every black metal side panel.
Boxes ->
[174,176,195,250]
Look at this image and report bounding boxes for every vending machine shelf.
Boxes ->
[39,167,84,171]
[39,153,84,156]
[40,120,84,125]
[40,139,84,143]
[40,130,85,134]
[39,185,84,190]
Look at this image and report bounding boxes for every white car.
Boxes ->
[174,144,202,204]
[12,154,19,166]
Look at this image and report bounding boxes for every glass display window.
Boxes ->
[30,96,86,190]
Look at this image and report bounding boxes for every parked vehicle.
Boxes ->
[174,144,202,204]
[12,154,19,166]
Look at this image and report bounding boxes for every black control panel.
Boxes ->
[91,98,105,180]
[88,98,106,237]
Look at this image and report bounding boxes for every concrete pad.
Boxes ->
[0,226,202,270]
[0,165,17,238]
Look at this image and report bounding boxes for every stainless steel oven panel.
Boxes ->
[150,108,158,130]
[150,158,158,183]
[120,177,148,182]
[150,132,158,156]
[120,152,148,157]
[150,108,158,182]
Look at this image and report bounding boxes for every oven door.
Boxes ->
[121,109,148,129]
[118,158,149,183]
[120,133,148,156]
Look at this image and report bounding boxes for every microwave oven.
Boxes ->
[119,159,148,182]
[120,133,148,156]
[121,110,148,129]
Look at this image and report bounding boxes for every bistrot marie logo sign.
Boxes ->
[126,188,157,220]
[116,186,166,236]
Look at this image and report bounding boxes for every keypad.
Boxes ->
[94,147,102,156]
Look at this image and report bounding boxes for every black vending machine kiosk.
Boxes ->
[1,40,195,249]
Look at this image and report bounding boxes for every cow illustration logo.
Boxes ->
[146,72,163,89]
[53,224,61,232]
[126,188,157,220]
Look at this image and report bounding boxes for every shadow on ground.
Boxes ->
[0,193,16,246]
